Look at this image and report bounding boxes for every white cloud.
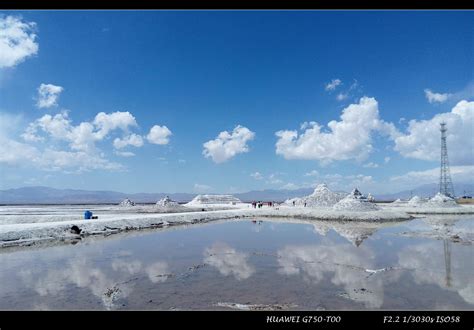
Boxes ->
[22,110,143,153]
[36,83,63,108]
[424,89,451,104]
[113,133,144,149]
[336,93,348,101]
[280,182,299,190]
[203,125,255,163]
[384,156,391,164]
[178,159,186,164]
[0,135,123,172]
[204,242,255,281]
[304,170,319,177]
[275,97,398,164]
[363,162,379,168]
[194,183,212,192]
[390,166,474,185]
[114,151,135,157]
[0,137,39,165]
[266,173,283,185]
[0,16,38,68]
[93,111,138,139]
[325,78,342,91]
[250,171,263,180]
[8,110,147,172]
[146,125,172,145]
[393,100,474,165]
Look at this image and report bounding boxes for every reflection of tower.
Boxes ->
[443,239,452,287]
[439,123,455,198]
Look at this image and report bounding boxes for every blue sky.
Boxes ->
[0,11,473,194]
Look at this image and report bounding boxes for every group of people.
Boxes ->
[251,201,278,208]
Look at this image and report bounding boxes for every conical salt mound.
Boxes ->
[408,195,426,206]
[305,184,346,207]
[333,188,380,211]
[284,183,345,207]
[427,193,458,207]
[156,196,179,207]
[119,198,135,207]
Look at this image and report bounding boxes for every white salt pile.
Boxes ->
[284,183,345,208]
[427,193,458,207]
[119,198,135,207]
[186,194,242,205]
[407,195,426,206]
[156,196,179,207]
[392,198,404,204]
[333,188,380,212]
[367,193,375,202]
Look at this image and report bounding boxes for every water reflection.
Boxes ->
[397,241,474,305]
[15,249,171,310]
[0,216,472,310]
[203,242,255,280]
[276,241,397,308]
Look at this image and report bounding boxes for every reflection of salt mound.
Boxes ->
[407,195,426,206]
[427,193,458,207]
[187,194,241,205]
[333,189,380,212]
[285,184,345,207]
[119,198,135,207]
[156,196,179,207]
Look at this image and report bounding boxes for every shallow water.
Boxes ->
[0,215,473,310]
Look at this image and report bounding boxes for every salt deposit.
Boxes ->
[391,198,405,205]
[119,198,135,207]
[156,196,179,207]
[186,194,241,205]
[284,184,345,208]
[407,195,426,206]
[333,189,380,212]
[427,193,458,207]
[367,193,375,202]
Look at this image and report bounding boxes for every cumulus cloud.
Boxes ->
[93,111,138,139]
[390,166,474,185]
[36,83,63,108]
[424,89,451,104]
[21,110,142,154]
[203,125,255,163]
[5,110,147,171]
[325,78,342,91]
[275,97,398,164]
[250,171,263,180]
[393,100,474,165]
[113,133,144,149]
[146,125,172,145]
[0,135,123,172]
[304,170,319,177]
[0,16,38,68]
[363,162,379,168]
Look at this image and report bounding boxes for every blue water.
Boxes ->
[0,216,472,310]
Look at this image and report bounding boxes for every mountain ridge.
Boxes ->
[1,183,472,204]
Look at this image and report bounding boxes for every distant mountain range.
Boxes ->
[0,183,472,204]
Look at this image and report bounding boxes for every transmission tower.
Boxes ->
[439,122,455,198]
